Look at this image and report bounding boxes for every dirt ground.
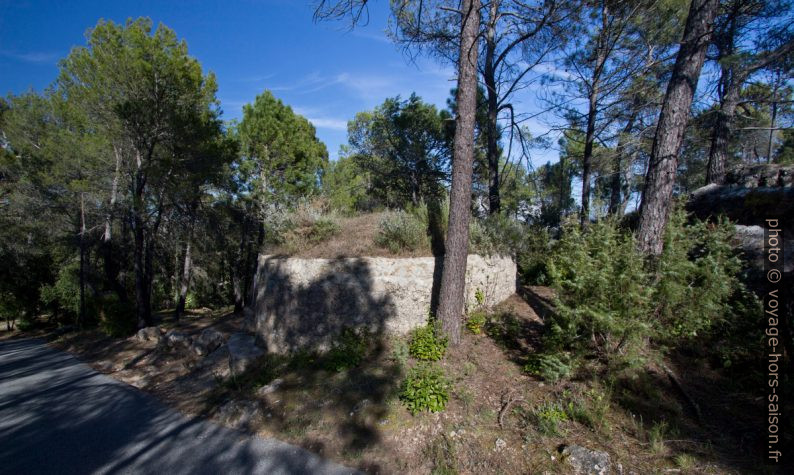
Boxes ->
[43,289,776,474]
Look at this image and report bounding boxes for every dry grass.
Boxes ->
[266,212,435,258]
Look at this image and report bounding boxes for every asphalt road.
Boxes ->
[0,338,356,475]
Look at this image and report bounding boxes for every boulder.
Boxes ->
[164,330,191,349]
[687,164,794,230]
[561,445,610,475]
[191,328,225,356]
[200,345,231,379]
[136,326,163,343]
[256,377,283,396]
[227,332,264,377]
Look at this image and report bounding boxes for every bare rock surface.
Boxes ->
[192,327,225,356]
[561,444,611,475]
[135,326,163,343]
[164,330,191,350]
[199,345,231,379]
[227,333,264,377]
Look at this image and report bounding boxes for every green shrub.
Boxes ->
[375,211,429,253]
[399,363,450,414]
[409,322,448,361]
[533,401,569,436]
[654,208,741,339]
[468,214,524,256]
[543,206,747,369]
[465,312,487,335]
[546,218,653,365]
[184,292,198,310]
[307,217,340,244]
[98,293,136,337]
[39,259,81,317]
[323,328,368,372]
[522,353,573,382]
[517,227,552,285]
[485,312,523,347]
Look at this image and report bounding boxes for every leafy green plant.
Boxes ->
[399,363,450,414]
[465,312,487,335]
[533,402,569,436]
[562,387,611,432]
[523,353,573,382]
[323,328,368,372]
[375,210,429,253]
[674,453,697,470]
[184,292,198,310]
[409,322,448,361]
[474,288,485,306]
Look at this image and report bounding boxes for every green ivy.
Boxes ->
[399,363,450,414]
[465,312,487,335]
[409,322,448,361]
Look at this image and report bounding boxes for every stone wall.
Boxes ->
[251,254,516,353]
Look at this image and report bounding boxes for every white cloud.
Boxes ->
[307,117,348,131]
[0,50,59,64]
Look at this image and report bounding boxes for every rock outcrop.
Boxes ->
[561,444,611,475]
[191,328,225,356]
[687,164,793,274]
[135,326,163,343]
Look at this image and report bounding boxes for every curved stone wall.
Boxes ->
[251,254,516,353]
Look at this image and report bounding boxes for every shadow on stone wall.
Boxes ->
[254,257,398,354]
[232,258,408,471]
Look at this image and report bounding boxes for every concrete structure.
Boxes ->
[251,254,516,353]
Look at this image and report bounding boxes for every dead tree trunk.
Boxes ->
[637,0,718,255]
[437,0,481,346]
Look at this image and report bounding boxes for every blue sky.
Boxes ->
[1,0,453,160]
[1,0,560,164]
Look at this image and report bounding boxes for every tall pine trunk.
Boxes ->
[706,76,741,184]
[705,94,737,184]
[484,0,500,215]
[78,192,87,329]
[637,0,718,255]
[175,239,192,321]
[437,0,481,346]
[581,3,609,227]
[133,158,153,329]
[609,112,638,216]
[102,145,126,303]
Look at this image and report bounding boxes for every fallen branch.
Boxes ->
[498,389,525,429]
